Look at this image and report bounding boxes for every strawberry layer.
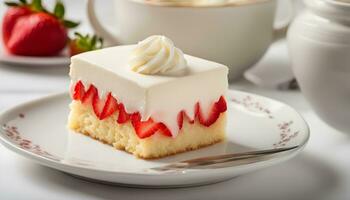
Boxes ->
[72,81,227,139]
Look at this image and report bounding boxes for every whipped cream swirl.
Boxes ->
[129,35,187,76]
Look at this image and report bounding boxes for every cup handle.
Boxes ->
[273,0,295,41]
[87,0,118,46]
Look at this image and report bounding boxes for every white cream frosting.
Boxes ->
[129,35,187,76]
[70,45,228,137]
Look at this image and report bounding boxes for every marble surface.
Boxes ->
[1,1,350,200]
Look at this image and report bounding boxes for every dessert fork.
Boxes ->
[150,145,299,172]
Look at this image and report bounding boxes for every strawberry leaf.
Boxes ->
[63,20,80,28]
[4,2,19,6]
[74,32,84,38]
[54,0,65,19]
[91,35,97,48]
[31,0,43,11]
[71,32,104,53]
[97,38,104,49]
[19,0,27,4]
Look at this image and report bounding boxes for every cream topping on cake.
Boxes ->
[129,35,187,76]
[70,45,228,137]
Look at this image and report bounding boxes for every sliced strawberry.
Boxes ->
[130,113,172,138]
[82,85,97,104]
[130,113,171,139]
[177,111,184,130]
[216,96,227,112]
[195,102,201,119]
[100,93,118,120]
[158,123,172,137]
[195,96,227,127]
[188,116,195,124]
[177,110,195,130]
[92,93,105,119]
[73,81,85,100]
[132,116,160,139]
[135,122,159,139]
[117,103,130,124]
[130,112,141,125]
[204,104,221,127]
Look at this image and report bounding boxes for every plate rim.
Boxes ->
[0,90,310,177]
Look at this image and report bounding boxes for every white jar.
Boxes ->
[287,0,350,133]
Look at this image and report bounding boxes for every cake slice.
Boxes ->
[68,35,228,159]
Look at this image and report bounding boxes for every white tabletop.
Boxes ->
[1,1,350,200]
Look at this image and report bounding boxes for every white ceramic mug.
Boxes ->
[288,0,350,133]
[87,0,293,81]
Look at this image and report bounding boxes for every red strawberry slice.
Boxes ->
[100,93,118,120]
[92,93,106,119]
[195,96,227,127]
[135,122,159,139]
[73,81,85,100]
[117,103,130,124]
[131,115,160,139]
[216,96,227,112]
[177,111,184,130]
[130,113,172,138]
[195,102,219,127]
[158,123,172,137]
[82,85,97,104]
[177,110,195,130]
[130,112,142,125]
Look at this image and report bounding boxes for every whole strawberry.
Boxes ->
[69,32,103,56]
[2,0,79,56]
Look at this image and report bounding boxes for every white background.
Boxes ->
[1,1,350,200]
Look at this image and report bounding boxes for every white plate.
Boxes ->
[0,90,309,188]
[0,48,70,67]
